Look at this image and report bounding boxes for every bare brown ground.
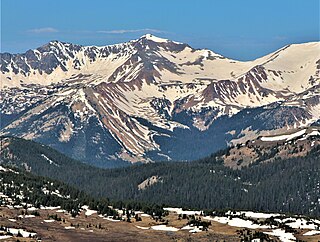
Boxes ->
[1,207,319,242]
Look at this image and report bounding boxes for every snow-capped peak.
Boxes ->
[140,34,169,43]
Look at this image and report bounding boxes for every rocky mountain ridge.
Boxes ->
[1,35,319,166]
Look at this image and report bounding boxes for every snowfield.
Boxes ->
[303,230,320,236]
[264,229,296,242]
[261,129,307,142]
[203,216,270,229]
[81,205,97,216]
[151,225,179,231]
[226,210,282,219]
[163,207,202,215]
[7,228,36,237]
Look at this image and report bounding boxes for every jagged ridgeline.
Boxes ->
[1,136,319,217]
[1,35,319,167]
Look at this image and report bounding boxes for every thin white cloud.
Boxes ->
[273,35,287,41]
[97,28,166,34]
[27,27,59,33]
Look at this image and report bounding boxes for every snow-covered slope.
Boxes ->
[1,35,319,166]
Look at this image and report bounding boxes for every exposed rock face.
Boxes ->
[138,176,162,190]
[1,35,319,167]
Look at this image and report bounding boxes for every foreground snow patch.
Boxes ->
[81,205,97,216]
[204,216,270,229]
[0,235,12,240]
[104,216,120,222]
[18,215,35,218]
[264,229,296,242]
[151,225,179,231]
[275,217,320,230]
[227,211,282,219]
[64,226,75,229]
[44,219,55,223]
[8,228,36,237]
[163,207,202,215]
[136,225,150,230]
[303,230,320,236]
[40,205,61,210]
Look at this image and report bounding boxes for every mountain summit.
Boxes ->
[1,36,319,166]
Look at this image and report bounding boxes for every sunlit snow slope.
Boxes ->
[1,35,319,166]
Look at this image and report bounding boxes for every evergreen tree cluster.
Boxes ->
[1,136,319,217]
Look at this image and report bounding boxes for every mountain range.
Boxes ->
[1,34,319,167]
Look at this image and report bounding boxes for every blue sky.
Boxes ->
[1,0,319,60]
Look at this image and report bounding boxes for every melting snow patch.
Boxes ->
[18,215,35,218]
[181,225,203,233]
[7,228,36,237]
[40,206,61,210]
[0,235,12,240]
[227,211,282,219]
[136,225,150,230]
[203,216,270,229]
[104,216,120,222]
[0,166,8,172]
[181,225,194,230]
[81,205,97,216]
[56,209,67,213]
[189,227,202,233]
[85,209,97,216]
[275,218,320,230]
[151,225,179,231]
[261,129,306,142]
[27,207,38,211]
[163,207,202,215]
[303,230,320,236]
[44,219,55,223]
[264,229,296,242]
[64,226,75,229]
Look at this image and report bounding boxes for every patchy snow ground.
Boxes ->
[189,227,202,233]
[203,216,270,229]
[275,217,320,230]
[227,211,282,219]
[0,166,8,172]
[81,205,97,216]
[104,216,120,222]
[163,207,202,215]
[7,228,36,237]
[40,205,61,210]
[264,229,296,242]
